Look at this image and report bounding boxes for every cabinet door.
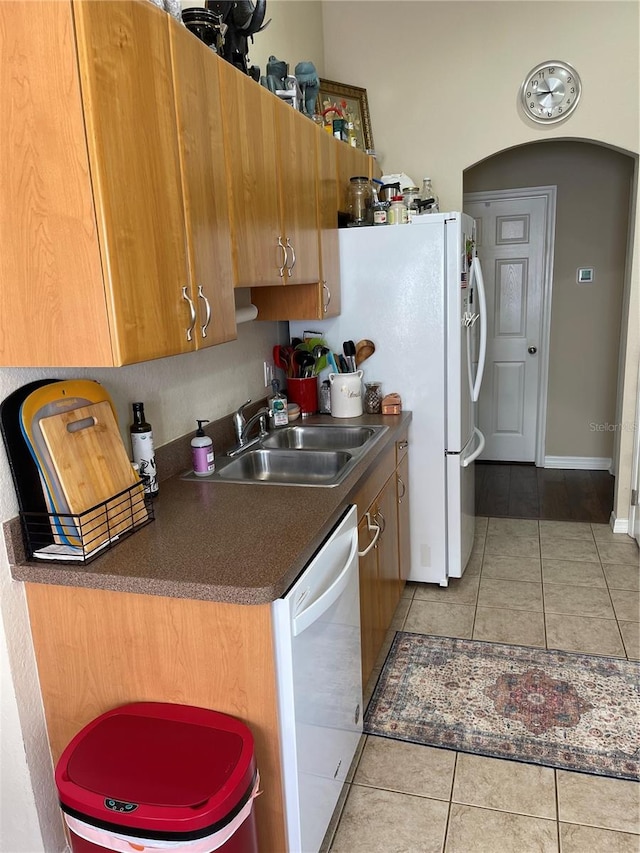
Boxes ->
[397,454,411,583]
[219,62,282,287]
[358,513,384,687]
[275,100,320,285]
[377,475,401,631]
[73,0,193,364]
[316,132,341,317]
[0,0,114,367]
[168,20,237,348]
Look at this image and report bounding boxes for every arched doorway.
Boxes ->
[463,140,636,523]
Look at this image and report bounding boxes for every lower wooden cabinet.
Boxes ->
[25,584,287,853]
[355,430,410,687]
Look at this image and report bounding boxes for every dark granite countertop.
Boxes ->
[7,413,411,604]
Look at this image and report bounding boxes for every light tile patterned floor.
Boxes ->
[325,519,640,853]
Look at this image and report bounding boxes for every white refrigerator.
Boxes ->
[290,212,487,586]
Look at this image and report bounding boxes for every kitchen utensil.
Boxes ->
[39,400,147,548]
[328,370,364,418]
[20,380,116,544]
[0,380,61,520]
[355,339,376,366]
[327,351,340,374]
[342,341,357,372]
[378,182,401,203]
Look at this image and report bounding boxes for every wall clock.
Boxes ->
[520,61,581,124]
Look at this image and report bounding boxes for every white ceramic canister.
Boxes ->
[328,370,364,418]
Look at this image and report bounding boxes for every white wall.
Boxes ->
[322,0,639,520]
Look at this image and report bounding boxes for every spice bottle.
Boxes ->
[130,402,158,496]
[388,195,408,226]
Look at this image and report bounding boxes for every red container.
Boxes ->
[287,377,318,416]
[55,702,259,853]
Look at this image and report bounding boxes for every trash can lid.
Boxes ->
[55,703,256,837]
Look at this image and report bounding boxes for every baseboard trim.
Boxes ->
[544,455,612,470]
[609,512,630,534]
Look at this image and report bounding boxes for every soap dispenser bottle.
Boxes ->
[269,379,288,428]
[191,419,215,476]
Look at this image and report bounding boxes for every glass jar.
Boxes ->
[347,176,373,226]
[420,177,440,213]
[403,186,420,222]
[364,382,383,414]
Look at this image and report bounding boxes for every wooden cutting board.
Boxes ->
[39,400,147,550]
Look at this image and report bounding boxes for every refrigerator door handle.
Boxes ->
[461,427,486,468]
[469,256,487,402]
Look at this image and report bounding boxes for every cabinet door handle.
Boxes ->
[322,281,331,313]
[285,237,296,276]
[397,476,406,501]
[375,509,386,535]
[277,236,288,277]
[398,440,409,450]
[197,285,211,339]
[182,286,196,342]
[358,511,381,557]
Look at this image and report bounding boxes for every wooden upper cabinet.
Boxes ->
[0,0,114,367]
[250,121,341,321]
[274,98,320,286]
[73,0,193,363]
[0,0,238,367]
[219,61,281,287]
[316,132,341,317]
[168,19,236,348]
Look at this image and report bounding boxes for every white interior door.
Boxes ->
[464,192,553,462]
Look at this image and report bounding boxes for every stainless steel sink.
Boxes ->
[181,423,388,487]
[216,449,353,486]
[260,424,379,451]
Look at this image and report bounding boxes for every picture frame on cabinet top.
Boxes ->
[316,78,374,151]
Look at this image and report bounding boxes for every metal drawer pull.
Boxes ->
[277,236,288,277]
[397,476,406,501]
[322,281,331,313]
[285,237,296,276]
[398,440,409,450]
[182,286,196,342]
[358,511,381,557]
[197,285,211,338]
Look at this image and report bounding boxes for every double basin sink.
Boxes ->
[182,424,388,487]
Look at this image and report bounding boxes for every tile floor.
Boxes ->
[324,519,640,853]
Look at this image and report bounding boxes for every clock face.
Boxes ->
[521,61,581,124]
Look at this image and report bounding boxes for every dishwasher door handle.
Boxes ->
[292,528,358,637]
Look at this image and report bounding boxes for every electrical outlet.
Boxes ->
[263,361,275,387]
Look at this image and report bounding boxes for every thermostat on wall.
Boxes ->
[577,268,594,284]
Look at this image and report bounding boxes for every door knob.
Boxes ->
[528,346,537,354]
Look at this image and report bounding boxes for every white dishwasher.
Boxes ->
[272,504,362,853]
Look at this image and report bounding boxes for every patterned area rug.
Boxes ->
[364,633,640,781]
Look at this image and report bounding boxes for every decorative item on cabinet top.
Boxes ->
[182,0,270,80]
[316,78,375,151]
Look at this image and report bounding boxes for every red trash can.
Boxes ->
[55,702,259,853]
